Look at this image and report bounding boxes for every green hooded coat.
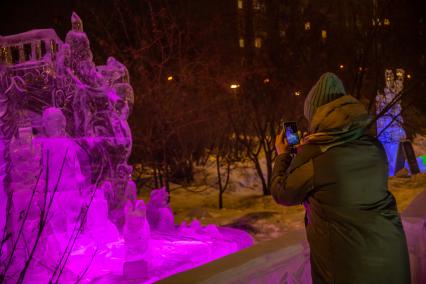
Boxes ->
[271,94,410,283]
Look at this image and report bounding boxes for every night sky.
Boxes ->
[1,1,79,38]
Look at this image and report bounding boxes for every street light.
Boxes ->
[304,22,311,31]
[167,75,173,81]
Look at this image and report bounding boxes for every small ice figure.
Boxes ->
[146,188,175,232]
[123,200,150,259]
[71,12,83,32]
[37,108,86,234]
[104,164,137,233]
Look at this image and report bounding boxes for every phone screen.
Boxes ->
[284,122,299,146]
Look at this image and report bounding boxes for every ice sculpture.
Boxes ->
[146,187,175,232]
[376,69,407,176]
[0,12,252,283]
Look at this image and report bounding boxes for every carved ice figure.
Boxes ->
[123,200,150,259]
[6,126,42,271]
[34,108,87,263]
[84,188,121,244]
[65,12,102,87]
[0,12,254,283]
[38,108,85,192]
[146,188,175,232]
[104,164,138,233]
[178,220,222,240]
[55,43,71,76]
[376,69,407,175]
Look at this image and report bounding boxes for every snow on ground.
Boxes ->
[412,134,426,156]
[388,173,426,211]
[139,157,426,244]
[412,134,426,172]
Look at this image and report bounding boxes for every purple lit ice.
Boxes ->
[0,13,253,283]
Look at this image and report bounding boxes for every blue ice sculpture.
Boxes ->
[376,69,406,176]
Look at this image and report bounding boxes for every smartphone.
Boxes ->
[283,121,300,146]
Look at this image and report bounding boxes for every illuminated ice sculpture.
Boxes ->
[0,13,252,283]
[376,69,407,176]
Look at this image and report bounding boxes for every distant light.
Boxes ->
[321,30,327,40]
[264,78,270,84]
[305,22,311,31]
[294,91,301,96]
[238,0,243,9]
[230,84,240,89]
[239,38,245,48]
[406,74,412,79]
[358,67,363,72]
[254,37,262,48]
[384,18,390,26]
[339,64,344,70]
[167,76,173,81]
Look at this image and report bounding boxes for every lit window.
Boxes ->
[254,37,262,48]
[384,18,390,26]
[253,0,261,10]
[239,38,245,48]
[238,0,243,9]
[321,30,327,40]
[305,22,311,31]
[230,84,240,89]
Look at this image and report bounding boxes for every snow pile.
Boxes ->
[412,135,426,172]
[165,160,426,244]
[412,135,426,155]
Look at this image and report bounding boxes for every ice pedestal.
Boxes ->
[157,230,310,284]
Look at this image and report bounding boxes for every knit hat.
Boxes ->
[304,72,346,122]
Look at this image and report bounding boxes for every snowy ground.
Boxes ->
[137,135,426,243]
[139,164,426,244]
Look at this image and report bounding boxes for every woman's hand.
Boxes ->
[275,130,290,155]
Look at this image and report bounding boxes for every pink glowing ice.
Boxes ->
[0,12,252,283]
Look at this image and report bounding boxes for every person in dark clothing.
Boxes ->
[272,72,411,284]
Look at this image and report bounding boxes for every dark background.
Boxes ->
[1,0,425,191]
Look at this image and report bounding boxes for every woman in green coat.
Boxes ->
[272,72,410,284]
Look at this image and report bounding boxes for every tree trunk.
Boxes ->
[253,156,270,195]
[265,148,273,192]
[164,167,171,203]
[216,154,224,209]
[153,166,159,189]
